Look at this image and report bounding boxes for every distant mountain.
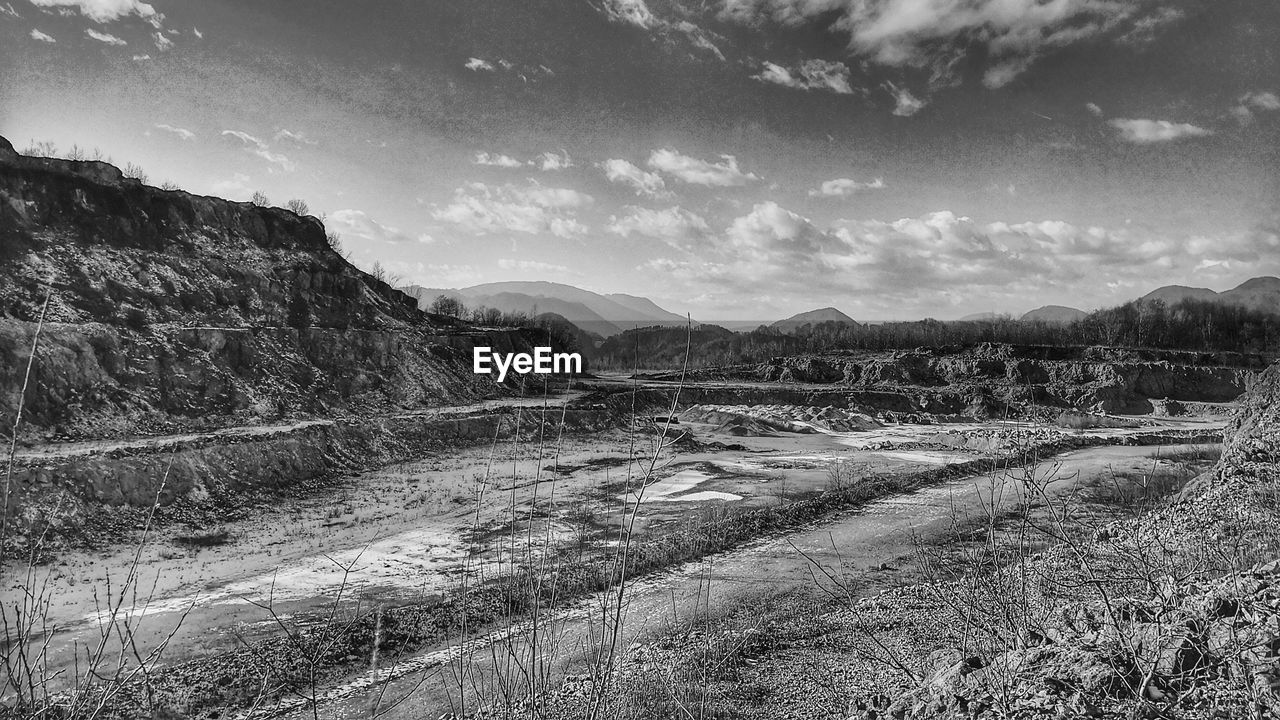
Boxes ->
[605,293,688,324]
[1140,277,1280,314]
[958,312,1003,321]
[1140,284,1221,305]
[1020,305,1088,324]
[401,281,687,336]
[771,307,858,332]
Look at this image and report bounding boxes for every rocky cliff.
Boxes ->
[0,136,546,441]
[667,343,1263,415]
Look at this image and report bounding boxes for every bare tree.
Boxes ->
[122,162,149,183]
[286,198,310,216]
[251,190,271,207]
[429,294,466,318]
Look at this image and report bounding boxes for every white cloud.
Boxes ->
[29,28,55,42]
[274,128,317,145]
[130,53,149,61]
[602,0,655,28]
[808,177,885,197]
[498,258,572,275]
[30,0,160,24]
[1117,7,1183,45]
[884,82,926,116]
[536,150,573,171]
[606,206,711,248]
[85,27,125,44]
[1108,118,1212,144]
[719,0,1157,89]
[432,182,593,239]
[752,59,854,94]
[647,149,758,187]
[220,129,295,171]
[152,30,170,49]
[153,123,194,140]
[474,152,524,168]
[640,204,1280,314]
[465,57,495,72]
[1231,90,1280,124]
[328,209,432,246]
[0,3,20,18]
[601,158,668,198]
[192,26,202,38]
[1085,102,1104,117]
[1242,91,1280,111]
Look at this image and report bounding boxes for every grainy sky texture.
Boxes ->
[2,0,1278,319]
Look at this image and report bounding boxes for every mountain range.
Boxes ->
[402,281,688,338]
[403,276,1280,339]
[1140,277,1280,312]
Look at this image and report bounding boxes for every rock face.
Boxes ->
[0,137,545,441]
[683,343,1260,415]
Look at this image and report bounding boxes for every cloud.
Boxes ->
[808,177,885,197]
[884,82,926,116]
[602,0,656,28]
[752,59,854,94]
[153,123,194,140]
[151,30,170,49]
[328,209,432,246]
[192,26,202,38]
[432,181,593,238]
[465,57,495,72]
[1231,90,1280,124]
[718,0,1157,89]
[0,3,20,18]
[498,258,572,275]
[1117,7,1184,45]
[274,128,317,145]
[536,150,573,171]
[220,129,295,171]
[647,149,758,186]
[29,28,55,42]
[1242,91,1280,111]
[85,27,126,44]
[1085,102,1104,117]
[30,0,160,24]
[602,158,669,198]
[1108,118,1212,144]
[640,205,1280,314]
[474,152,524,168]
[130,53,149,61]
[606,206,711,248]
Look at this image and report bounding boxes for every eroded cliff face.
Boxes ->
[682,343,1261,415]
[0,136,543,440]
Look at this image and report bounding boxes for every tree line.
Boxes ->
[592,298,1280,369]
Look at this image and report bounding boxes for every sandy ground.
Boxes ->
[0,396,1226,706]
[288,440,1217,720]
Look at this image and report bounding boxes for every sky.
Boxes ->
[1,0,1278,321]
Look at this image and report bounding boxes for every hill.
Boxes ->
[0,136,537,441]
[402,281,686,335]
[771,307,858,333]
[1019,305,1088,324]
[1140,276,1280,313]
